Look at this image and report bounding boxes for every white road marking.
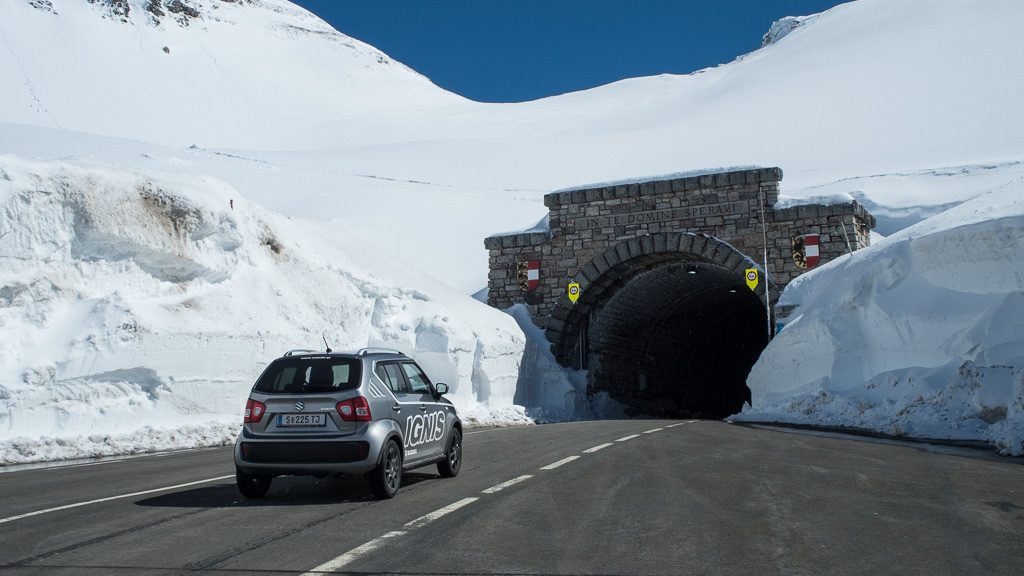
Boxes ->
[301,530,407,575]
[616,434,641,442]
[303,498,480,574]
[465,427,521,436]
[666,421,698,428]
[643,427,664,434]
[583,443,613,453]
[540,455,580,470]
[482,475,533,494]
[403,497,478,529]
[0,474,235,525]
[64,461,116,469]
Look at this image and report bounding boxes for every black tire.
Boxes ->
[236,468,272,499]
[437,429,462,478]
[369,440,402,499]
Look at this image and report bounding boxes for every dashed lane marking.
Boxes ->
[403,497,479,530]
[301,530,406,575]
[482,475,533,494]
[0,474,235,525]
[540,455,580,470]
[302,498,479,574]
[643,427,665,434]
[302,426,662,573]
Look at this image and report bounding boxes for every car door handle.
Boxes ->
[392,405,402,413]
[419,405,428,411]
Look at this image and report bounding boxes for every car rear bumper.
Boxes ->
[233,420,399,476]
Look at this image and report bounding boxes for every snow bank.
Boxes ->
[0,156,530,464]
[740,183,1024,454]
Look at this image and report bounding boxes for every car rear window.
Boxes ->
[254,356,362,394]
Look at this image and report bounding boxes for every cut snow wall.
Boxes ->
[0,156,530,463]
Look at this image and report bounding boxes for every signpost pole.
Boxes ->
[758,187,772,337]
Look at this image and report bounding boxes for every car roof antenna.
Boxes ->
[322,334,332,354]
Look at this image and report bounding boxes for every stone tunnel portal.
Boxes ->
[484,167,876,419]
[552,239,773,419]
[584,261,769,418]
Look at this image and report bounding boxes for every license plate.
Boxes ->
[277,413,327,427]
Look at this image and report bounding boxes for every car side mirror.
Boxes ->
[434,383,449,397]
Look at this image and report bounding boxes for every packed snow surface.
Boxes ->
[741,183,1024,455]
[1,0,1023,460]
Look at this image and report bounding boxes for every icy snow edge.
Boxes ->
[739,183,1024,455]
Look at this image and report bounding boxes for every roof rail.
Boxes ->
[356,347,404,356]
[283,349,320,357]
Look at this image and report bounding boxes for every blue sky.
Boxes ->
[291,1,848,103]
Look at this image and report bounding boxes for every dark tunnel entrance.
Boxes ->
[585,262,770,418]
[547,234,775,420]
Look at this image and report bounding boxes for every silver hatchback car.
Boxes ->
[234,348,462,499]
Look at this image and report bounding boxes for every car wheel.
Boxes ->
[437,429,462,478]
[369,440,402,499]
[236,468,272,498]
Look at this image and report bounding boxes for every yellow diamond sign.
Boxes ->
[567,282,581,303]
[745,268,759,291]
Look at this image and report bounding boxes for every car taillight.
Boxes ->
[244,398,266,424]
[336,396,372,422]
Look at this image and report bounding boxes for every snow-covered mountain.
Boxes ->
[1,0,1023,459]
[4,0,1023,290]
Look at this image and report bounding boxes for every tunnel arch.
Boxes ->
[545,232,778,418]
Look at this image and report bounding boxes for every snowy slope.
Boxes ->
[0,0,464,149]
[740,182,1024,454]
[2,0,1023,290]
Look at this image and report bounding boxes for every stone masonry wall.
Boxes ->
[485,167,875,325]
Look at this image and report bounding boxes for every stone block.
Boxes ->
[641,235,655,254]
[639,182,657,196]
[614,243,631,264]
[678,233,695,254]
[654,180,672,195]
[797,205,820,219]
[662,232,681,252]
[690,234,707,256]
[699,175,714,187]
[627,237,643,259]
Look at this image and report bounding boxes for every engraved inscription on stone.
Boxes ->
[573,200,749,230]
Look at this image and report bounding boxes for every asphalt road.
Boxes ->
[0,420,1022,576]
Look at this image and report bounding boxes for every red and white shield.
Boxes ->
[525,260,540,291]
[803,234,820,269]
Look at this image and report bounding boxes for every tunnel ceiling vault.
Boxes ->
[544,232,776,420]
[588,262,768,357]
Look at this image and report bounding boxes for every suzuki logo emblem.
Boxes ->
[294,401,305,411]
